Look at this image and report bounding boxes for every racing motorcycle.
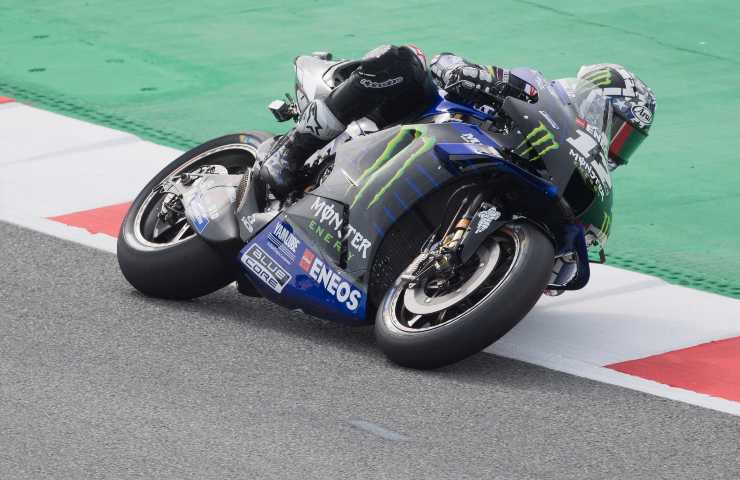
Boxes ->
[118,53,614,369]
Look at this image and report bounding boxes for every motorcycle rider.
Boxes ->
[259,45,656,195]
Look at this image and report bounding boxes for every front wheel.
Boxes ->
[117,132,272,300]
[375,221,554,369]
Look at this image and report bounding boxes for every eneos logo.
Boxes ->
[300,247,363,312]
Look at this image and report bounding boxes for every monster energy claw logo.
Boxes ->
[350,126,436,208]
[582,68,612,87]
[515,122,559,161]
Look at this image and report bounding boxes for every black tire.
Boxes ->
[117,132,273,300]
[375,221,554,369]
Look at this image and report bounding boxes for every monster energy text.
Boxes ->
[309,197,371,259]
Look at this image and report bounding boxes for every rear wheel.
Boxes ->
[117,132,272,299]
[375,221,554,369]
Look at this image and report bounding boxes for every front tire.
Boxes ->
[375,221,554,369]
[117,132,272,300]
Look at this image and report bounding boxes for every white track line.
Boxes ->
[0,102,177,252]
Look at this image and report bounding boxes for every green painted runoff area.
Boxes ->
[2,0,739,298]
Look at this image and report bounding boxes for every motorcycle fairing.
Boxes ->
[238,215,367,323]
[420,93,496,122]
[233,122,498,323]
[283,122,576,318]
[290,123,513,275]
[179,174,242,244]
[240,120,595,322]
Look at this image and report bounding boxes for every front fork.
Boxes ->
[402,193,506,286]
[444,193,508,266]
[440,193,592,293]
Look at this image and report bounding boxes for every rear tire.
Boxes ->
[375,221,554,369]
[117,132,272,300]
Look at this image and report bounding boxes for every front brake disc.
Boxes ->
[403,241,501,315]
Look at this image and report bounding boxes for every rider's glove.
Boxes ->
[443,64,538,106]
[443,64,506,106]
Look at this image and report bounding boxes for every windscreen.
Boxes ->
[554,77,613,157]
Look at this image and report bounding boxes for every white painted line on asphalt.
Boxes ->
[0,104,132,166]
[2,135,143,167]
[0,139,177,217]
[349,419,409,442]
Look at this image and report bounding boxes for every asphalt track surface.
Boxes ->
[2,220,739,480]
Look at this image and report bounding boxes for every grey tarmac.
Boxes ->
[1,221,738,480]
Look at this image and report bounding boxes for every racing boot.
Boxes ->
[259,99,345,197]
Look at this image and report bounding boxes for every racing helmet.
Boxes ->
[577,63,656,167]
